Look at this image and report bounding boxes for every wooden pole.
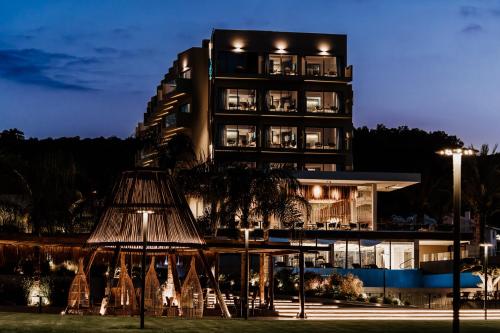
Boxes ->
[259,253,265,307]
[298,250,305,318]
[197,249,231,318]
[140,213,148,329]
[268,255,274,310]
[243,229,250,319]
[214,253,220,305]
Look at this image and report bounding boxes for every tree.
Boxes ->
[179,163,311,235]
[0,134,137,234]
[472,266,500,294]
[252,168,310,230]
[353,125,463,223]
[0,128,25,143]
[463,144,500,242]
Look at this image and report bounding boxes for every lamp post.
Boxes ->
[479,243,492,320]
[437,147,476,333]
[242,227,251,319]
[137,210,154,329]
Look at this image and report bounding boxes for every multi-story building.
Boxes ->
[138,29,353,171]
[137,29,409,229]
[136,30,478,292]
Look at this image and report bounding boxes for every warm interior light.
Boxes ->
[312,185,323,199]
[330,188,340,201]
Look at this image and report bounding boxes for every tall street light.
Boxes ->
[137,210,154,329]
[241,227,252,320]
[479,243,492,320]
[437,147,476,333]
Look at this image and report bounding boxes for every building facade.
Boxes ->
[137,29,353,171]
[136,30,477,287]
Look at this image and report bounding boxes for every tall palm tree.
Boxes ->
[177,160,228,235]
[463,144,500,243]
[251,168,310,230]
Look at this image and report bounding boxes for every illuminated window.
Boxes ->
[304,164,337,171]
[269,162,297,170]
[305,128,340,150]
[303,56,338,77]
[219,125,257,148]
[268,54,297,75]
[265,126,297,149]
[306,91,340,113]
[266,90,297,112]
[221,88,256,111]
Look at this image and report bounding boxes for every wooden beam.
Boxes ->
[85,249,98,277]
[197,249,231,318]
[168,254,182,306]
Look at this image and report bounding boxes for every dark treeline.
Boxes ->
[354,125,500,232]
[0,129,138,234]
[0,125,499,234]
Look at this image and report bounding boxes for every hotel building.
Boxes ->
[136,30,476,291]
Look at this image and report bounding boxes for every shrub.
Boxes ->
[338,273,364,299]
[304,272,325,296]
[383,296,393,304]
[356,294,368,302]
[369,295,381,303]
[23,277,51,306]
[274,268,297,295]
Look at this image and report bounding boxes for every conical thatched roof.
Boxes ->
[87,170,204,250]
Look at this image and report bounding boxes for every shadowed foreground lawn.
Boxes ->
[0,313,499,333]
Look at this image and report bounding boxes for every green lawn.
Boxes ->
[0,313,499,333]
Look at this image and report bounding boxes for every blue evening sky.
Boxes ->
[0,0,499,147]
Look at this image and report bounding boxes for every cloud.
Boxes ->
[94,47,119,54]
[110,26,140,39]
[461,23,483,33]
[0,48,98,90]
[460,6,480,17]
[491,8,500,16]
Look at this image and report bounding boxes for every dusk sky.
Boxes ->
[1,0,499,147]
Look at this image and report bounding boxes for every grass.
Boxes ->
[0,313,499,333]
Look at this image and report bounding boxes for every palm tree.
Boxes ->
[251,168,310,230]
[177,160,228,235]
[463,144,500,244]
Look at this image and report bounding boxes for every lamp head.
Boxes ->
[137,210,155,214]
[436,147,477,157]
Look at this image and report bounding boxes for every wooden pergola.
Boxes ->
[85,169,230,325]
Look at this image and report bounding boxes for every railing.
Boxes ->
[399,258,414,269]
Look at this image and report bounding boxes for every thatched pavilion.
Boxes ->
[85,169,230,325]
